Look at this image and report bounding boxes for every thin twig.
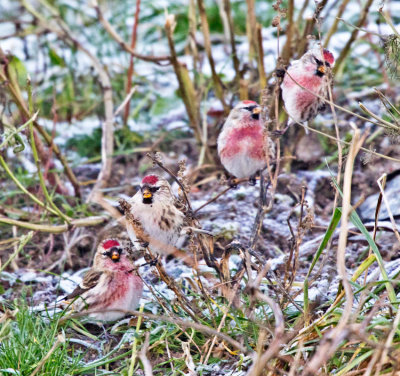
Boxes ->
[333,0,374,74]
[0,232,33,273]
[115,86,137,117]
[20,0,114,194]
[0,55,81,198]
[139,332,153,376]
[91,0,170,64]
[197,0,227,112]
[123,0,141,125]
[146,153,192,211]
[377,174,400,244]
[323,0,351,47]
[0,215,107,233]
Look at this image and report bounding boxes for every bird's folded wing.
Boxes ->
[64,269,102,300]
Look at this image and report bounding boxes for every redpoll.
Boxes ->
[217,100,275,179]
[123,175,185,256]
[64,239,143,321]
[281,48,335,126]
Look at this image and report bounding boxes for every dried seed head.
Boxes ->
[154,152,163,165]
[271,15,281,28]
[383,34,400,79]
[361,146,377,165]
[165,13,176,31]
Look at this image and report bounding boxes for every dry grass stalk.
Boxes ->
[0,215,107,234]
[246,0,258,64]
[302,124,365,375]
[323,0,351,47]
[20,0,115,195]
[92,0,170,64]
[197,0,227,112]
[296,0,328,56]
[244,289,285,376]
[333,0,374,74]
[138,332,153,376]
[280,0,294,64]
[165,13,202,144]
[223,0,241,87]
[61,308,249,354]
[377,174,400,244]
[0,55,81,198]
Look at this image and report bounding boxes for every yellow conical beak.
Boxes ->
[318,65,326,74]
[111,249,120,261]
[142,188,152,199]
[252,107,261,115]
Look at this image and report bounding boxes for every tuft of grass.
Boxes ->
[0,301,82,375]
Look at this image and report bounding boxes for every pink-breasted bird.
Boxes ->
[217,100,275,180]
[281,48,335,127]
[64,239,143,321]
[123,175,185,256]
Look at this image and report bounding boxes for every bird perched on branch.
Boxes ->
[121,175,186,256]
[63,239,143,321]
[281,47,335,128]
[217,100,275,181]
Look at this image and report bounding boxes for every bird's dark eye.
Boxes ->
[243,105,257,112]
[150,186,160,193]
[314,57,322,65]
[314,57,330,67]
[103,251,111,256]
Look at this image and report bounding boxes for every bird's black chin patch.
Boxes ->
[315,70,324,77]
[143,197,153,205]
[251,113,260,120]
[112,258,120,263]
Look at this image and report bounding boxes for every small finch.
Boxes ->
[281,47,335,127]
[217,100,275,180]
[64,239,143,321]
[123,175,185,256]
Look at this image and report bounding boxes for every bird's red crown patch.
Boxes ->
[102,239,120,249]
[142,175,159,185]
[242,100,257,105]
[323,49,335,65]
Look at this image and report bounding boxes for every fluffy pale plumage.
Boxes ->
[218,100,275,179]
[64,239,143,321]
[125,175,185,255]
[281,47,334,125]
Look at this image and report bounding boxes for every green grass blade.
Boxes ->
[305,207,342,279]
[327,166,396,304]
[336,349,374,375]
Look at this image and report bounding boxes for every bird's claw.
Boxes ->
[148,257,159,267]
[248,174,258,186]
[185,208,195,220]
[139,241,149,248]
[140,255,159,268]
[228,177,238,188]
[275,68,286,78]
[270,124,290,138]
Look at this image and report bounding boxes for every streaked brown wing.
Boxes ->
[64,269,102,300]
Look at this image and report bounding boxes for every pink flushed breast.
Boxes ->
[94,271,140,310]
[221,125,265,159]
[285,70,322,90]
[296,90,318,110]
